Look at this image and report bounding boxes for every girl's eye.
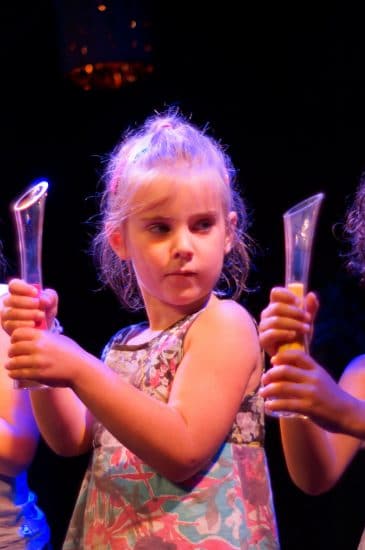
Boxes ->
[194,218,214,231]
[148,223,170,234]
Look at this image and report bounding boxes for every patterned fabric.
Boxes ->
[0,473,51,550]
[63,310,279,549]
[0,285,51,549]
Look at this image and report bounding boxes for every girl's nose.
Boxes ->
[172,231,194,261]
[174,248,193,261]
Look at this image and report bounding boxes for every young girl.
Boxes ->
[258,175,365,548]
[0,249,52,549]
[2,110,279,549]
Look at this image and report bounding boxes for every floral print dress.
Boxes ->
[63,310,279,549]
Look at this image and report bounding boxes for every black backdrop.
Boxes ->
[1,2,365,549]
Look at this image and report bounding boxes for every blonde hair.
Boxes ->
[92,108,252,310]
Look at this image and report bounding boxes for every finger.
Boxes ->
[6,367,35,380]
[8,344,37,360]
[259,314,311,333]
[39,288,58,310]
[7,279,39,297]
[4,360,42,381]
[2,311,45,336]
[10,327,40,344]
[3,294,44,312]
[259,329,299,353]
[304,291,320,320]
[270,286,311,309]
[260,301,311,325]
[269,286,298,304]
[3,280,43,319]
[264,398,310,416]
[2,305,45,321]
[272,350,316,369]
[260,379,312,401]
[2,320,38,335]
[262,365,307,385]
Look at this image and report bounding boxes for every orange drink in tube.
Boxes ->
[279,281,306,352]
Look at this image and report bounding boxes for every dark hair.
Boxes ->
[0,240,5,279]
[343,172,365,285]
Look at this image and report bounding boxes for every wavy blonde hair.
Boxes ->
[92,108,253,310]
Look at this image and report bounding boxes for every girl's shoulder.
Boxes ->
[341,354,365,383]
[187,297,259,344]
[184,297,262,392]
[203,296,257,328]
[338,355,365,403]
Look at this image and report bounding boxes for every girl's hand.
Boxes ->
[5,327,89,388]
[260,349,351,432]
[258,286,319,357]
[2,278,58,335]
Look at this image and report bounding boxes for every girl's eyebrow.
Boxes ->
[140,210,218,221]
[140,214,172,222]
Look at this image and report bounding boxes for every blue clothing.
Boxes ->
[0,472,50,549]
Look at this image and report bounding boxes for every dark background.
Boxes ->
[2,2,365,548]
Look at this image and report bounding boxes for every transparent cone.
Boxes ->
[266,192,325,418]
[12,180,49,390]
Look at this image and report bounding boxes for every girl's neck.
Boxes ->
[127,327,163,346]
[144,293,215,331]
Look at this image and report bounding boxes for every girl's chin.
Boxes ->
[168,292,210,308]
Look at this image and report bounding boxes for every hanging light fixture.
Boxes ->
[53,0,154,91]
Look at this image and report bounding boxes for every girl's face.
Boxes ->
[110,167,236,315]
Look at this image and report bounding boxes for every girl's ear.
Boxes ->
[224,211,237,254]
[108,227,129,259]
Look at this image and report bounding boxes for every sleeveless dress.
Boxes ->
[0,284,51,549]
[63,310,280,549]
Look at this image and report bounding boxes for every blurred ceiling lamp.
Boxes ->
[53,1,154,91]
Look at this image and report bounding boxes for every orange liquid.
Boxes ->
[279,282,305,352]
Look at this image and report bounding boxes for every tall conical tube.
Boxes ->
[283,192,325,297]
[267,191,325,418]
[12,180,49,390]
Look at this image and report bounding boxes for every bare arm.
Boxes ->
[258,285,365,494]
[29,387,94,457]
[2,279,93,457]
[334,356,365,438]
[0,302,39,476]
[261,350,365,494]
[7,297,261,481]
